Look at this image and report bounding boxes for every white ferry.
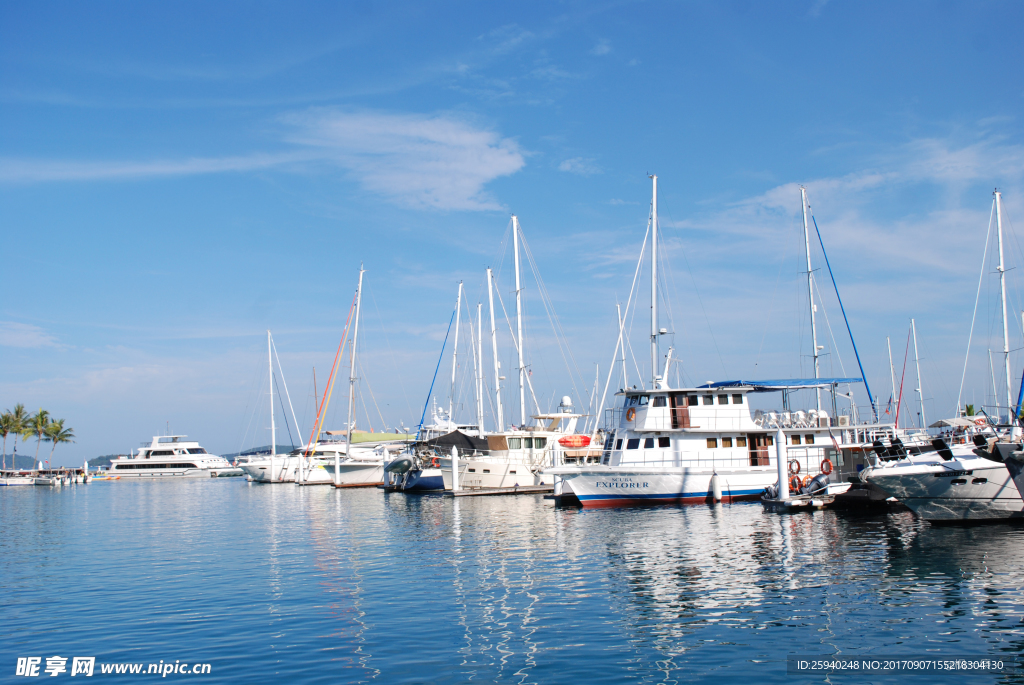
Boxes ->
[108,436,242,478]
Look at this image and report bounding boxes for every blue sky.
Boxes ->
[2,0,1024,463]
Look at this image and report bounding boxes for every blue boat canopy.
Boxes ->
[699,378,863,392]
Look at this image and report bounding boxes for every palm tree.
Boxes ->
[5,404,30,469]
[45,419,75,462]
[26,408,50,464]
[0,412,11,470]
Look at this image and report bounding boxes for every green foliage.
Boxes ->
[965,404,975,417]
[46,419,75,460]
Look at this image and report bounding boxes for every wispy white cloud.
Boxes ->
[591,39,611,56]
[0,322,61,348]
[283,108,525,210]
[0,152,310,183]
[559,157,601,176]
[0,109,526,211]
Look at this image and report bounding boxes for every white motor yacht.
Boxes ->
[107,436,242,478]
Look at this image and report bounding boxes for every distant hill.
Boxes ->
[2,454,42,470]
[221,444,301,459]
[88,454,122,468]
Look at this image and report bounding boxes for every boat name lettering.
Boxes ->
[933,470,972,478]
[596,478,650,488]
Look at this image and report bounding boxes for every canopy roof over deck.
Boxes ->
[697,378,864,393]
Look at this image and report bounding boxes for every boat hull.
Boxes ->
[546,465,777,507]
[240,457,333,484]
[323,462,384,487]
[106,467,243,479]
[391,468,445,492]
[442,458,551,490]
[863,460,1023,521]
[0,476,35,486]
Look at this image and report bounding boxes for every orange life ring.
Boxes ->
[974,417,986,426]
[802,475,813,488]
[790,475,802,492]
[820,458,833,475]
[626,407,637,421]
[788,459,800,475]
[430,457,440,468]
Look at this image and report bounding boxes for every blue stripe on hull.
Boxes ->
[578,487,765,507]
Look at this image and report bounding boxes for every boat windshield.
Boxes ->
[186,448,207,454]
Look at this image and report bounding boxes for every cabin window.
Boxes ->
[483,469,490,473]
[658,437,671,448]
[187,448,207,454]
[523,438,533,448]
[732,394,743,404]
[151,450,174,456]
[615,439,623,450]
[766,435,774,446]
[702,395,713,405]
[628,396,637,406]
[707,438,718,448]
[722,437,733,448]
[736,436,747,447]
[626,438,640,450]
[688,395,698,406]
[468,468,476,472]
[805,434,814,444]
[510,470,516,474]
[643,438,654,449]
[717,395,728,405]
[638,395,649,406]
[534,437,546,448]
[652,396,667,407]
[791,435,801,445]
[507,438,522,449]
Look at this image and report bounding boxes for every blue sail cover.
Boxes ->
[699,378,863,392]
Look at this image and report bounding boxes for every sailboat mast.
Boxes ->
[487,268,504,432]
[801,187,821,410]
[449,282,463,424]
[649,174,659,387]
[341,266,364,486]
[268,330,276,457]
[617,303,627,389]
[513,216,526,427]
[887,336,897,417]
[911,318,926,429]
[997,190,1012,421]
[476,303,485,436]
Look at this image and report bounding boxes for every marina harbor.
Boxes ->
[5,5,1024,682]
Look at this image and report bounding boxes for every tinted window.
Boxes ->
[732,394,743,404]
[658,437,671,448]
[652,396,667,407]
[615,439,623,450]
[702,395,713,405]
[151,450,174,456]
[688,395,698,406]
[643,438,654,449]
[718,395,728,405]
[626,439,640,450]
[187,448,207,454]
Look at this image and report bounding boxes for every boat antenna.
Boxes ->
[649,174,659,388]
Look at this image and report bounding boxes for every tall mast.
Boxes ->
[997,190,1012,421]
[449,282,463,424]
[340,266,364,486]
[649,174,659,388]
[886,336,897,417]
[513,216,526,427]
[801,187,821,410]
[911,318,926,429]
[617,303,627,389]
[487,268,504,431]
[476,303,485,436]
[268,330,276,457]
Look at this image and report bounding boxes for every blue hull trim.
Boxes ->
[578,487,765,507]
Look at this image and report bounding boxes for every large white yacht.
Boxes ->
[108,436,242,478]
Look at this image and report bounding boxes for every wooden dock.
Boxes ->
[444,485,553,498]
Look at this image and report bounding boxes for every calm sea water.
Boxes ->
[2,480,1024,684]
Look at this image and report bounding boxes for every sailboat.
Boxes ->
[861,190,1024,521]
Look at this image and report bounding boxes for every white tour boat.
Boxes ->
[108,436,242,478]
